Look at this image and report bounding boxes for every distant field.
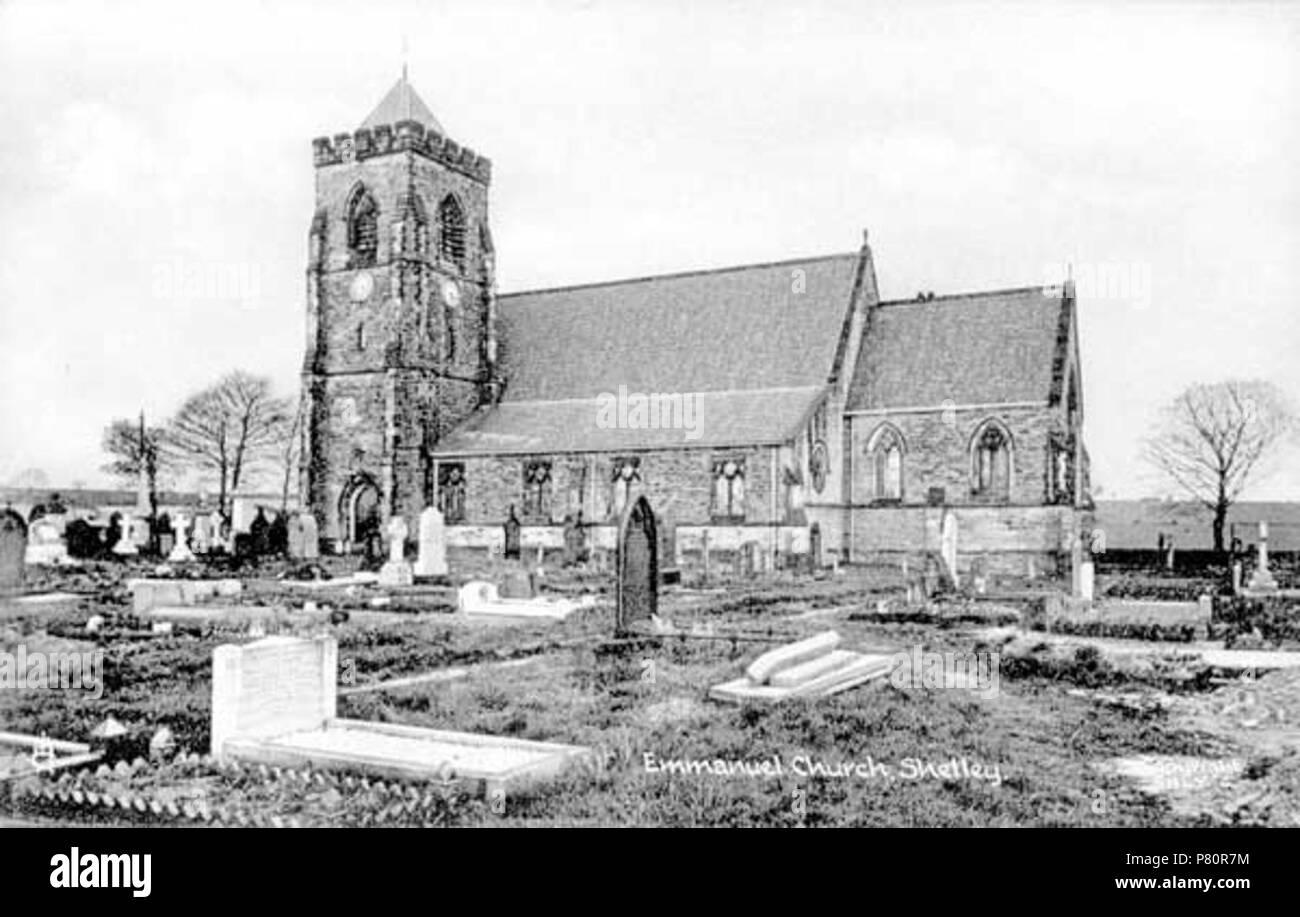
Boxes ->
[1093,500,1300,551]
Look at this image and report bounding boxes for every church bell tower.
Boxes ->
[300,72,498,551]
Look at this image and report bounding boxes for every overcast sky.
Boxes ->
[1,0,1297,499]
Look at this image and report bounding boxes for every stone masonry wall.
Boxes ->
[440,445,782,527]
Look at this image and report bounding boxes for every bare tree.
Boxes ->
[1143,380,1296,553]
[102,413,167,513]
[161,371,293,519]
[276,391,305,512]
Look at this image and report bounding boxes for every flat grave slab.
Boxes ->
[710,630,893,705]
[130,578,242,613]
[228,720,586,796]
[144,604,332,629]
[211,635,592,797]
[457,580,596,620]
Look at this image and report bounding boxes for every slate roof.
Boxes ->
[434,387,826,456]
[496,254,862,399]
[360,75,445,134]
[432,253,863,456]
[845,285,1068,412]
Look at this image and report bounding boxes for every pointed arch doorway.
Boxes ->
[340,474,382,554]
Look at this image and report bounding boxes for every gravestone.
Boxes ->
[378,515,413,587]
[503,506,521,560]
[25,518,69,566]
[499,564,535,599]
[414,506,448,578]
[129,515,151,549]
[249,508,271,556]
[191,512,213,554]
[168,514,195,563]
[1077,559,1095,602]
[1247,520,1278,593]
[741,540,762,577]
[561,514,584,567]
[209,510,227,552]
[615,496,658,634]
[299,513,320,560]
[267,512,289,556]
[104,513,122,556]
[809,523,822,573]
[114,513,139,556]
[969,554,989,595]
[211,635,338,757]
[231,498,255,535]
[210,635,593,794]
[287,513,306,559]
[0,509,28,594]
[939,509,958,584]
[1164,535,1176,572]
[156,512,174,558]
[64,518,99,559]
[658,514,680,585]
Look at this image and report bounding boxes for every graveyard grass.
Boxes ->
[4,558,1280,827]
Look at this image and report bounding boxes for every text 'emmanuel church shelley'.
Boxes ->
[300,76,1092,571]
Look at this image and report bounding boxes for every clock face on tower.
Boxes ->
[440,278,461,308]
[349,272,374,303]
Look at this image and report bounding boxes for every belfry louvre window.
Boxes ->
[347,189,379,267]
[438,195,467,269]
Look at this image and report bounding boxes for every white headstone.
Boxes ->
[378,515,413,586]
[130,516,151,548]
[231,498,255,535]
[300,514,320,560]
[385,515,408,563]
[191,513,212,554]
[210,635,337,758]
[414,507,448,577]
[209,510,227,551]
[939,510,958,583]
[24,519,69,565]
[167,513,195,562]
[113,513,138,556]
[1247,520,1278,592]
[1078,561,1094,602]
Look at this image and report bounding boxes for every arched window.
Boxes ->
[609,457,641,520]
[971,420,1012,500]
[711,458,746,521]
[438,195,466,269]
[867,425,904,501]
[1047,431,1074,505]
[347,188,379,267]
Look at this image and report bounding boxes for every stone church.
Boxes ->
[301,76,1092,570]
